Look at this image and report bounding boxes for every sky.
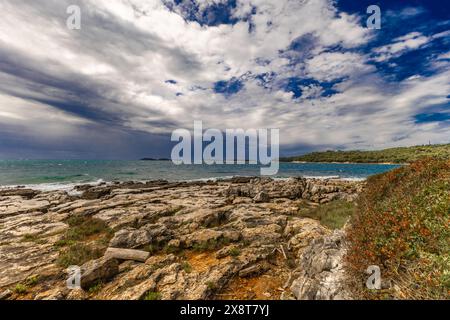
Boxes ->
[0,0,449,159]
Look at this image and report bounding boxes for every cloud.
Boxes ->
[0,0,449,158]
[306,52,374,81]
[372,32,431,62]
[397,6,426,18]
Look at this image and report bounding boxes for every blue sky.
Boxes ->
[0,0,449,159]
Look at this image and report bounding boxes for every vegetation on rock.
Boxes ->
[298,200,356,230]
[143,291,162,300]
[346,158,450,299]
[56,216,113,268]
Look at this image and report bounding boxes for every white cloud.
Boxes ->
[0,0,448,156]
[437,52,450,60]
[398,7,425,18]
[306,52,374,82]
[373,32,431,62]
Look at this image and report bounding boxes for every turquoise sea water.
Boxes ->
[0,160,401,190]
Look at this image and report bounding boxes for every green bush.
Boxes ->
[13,284,28,294]
[143,291,162,300]
[229,247,241,257]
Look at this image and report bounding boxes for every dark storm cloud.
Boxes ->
[0,0,449,159]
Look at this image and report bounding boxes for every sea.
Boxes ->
[0,160,401,192]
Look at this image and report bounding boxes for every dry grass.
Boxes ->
[346,158,450,299]
[298,199,356,229]
[55,215,113,268]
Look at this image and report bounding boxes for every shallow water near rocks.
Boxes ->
[0,160,400,188]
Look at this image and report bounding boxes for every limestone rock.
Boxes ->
[216,245,239,259]
[239,263,270,278]
[0,178,363,300]
[34,288,68,300]
[81,187,112,200]
[109,223,169,249]
[285,218,330,257]
[289,230,352,300]
[253,191,270,203]
[0,289,12,300]
[105,247,150,262]
[80,257,119,290]
[181,229,224,248]
[0,189,39,199]
[66,288,89,300]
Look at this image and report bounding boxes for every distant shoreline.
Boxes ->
[280,143,450,164]
[287,160,406,165]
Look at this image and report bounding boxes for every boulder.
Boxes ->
[81,188,112,200]
[109,223,169,249]
[80,257,119,290]
[253,191,270,203]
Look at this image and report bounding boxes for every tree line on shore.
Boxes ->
[281,143,450,164]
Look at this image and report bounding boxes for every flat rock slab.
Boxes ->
[105,247,149,262]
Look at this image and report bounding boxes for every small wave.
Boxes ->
[340,177,366,181]
[183,175,237,182]
[0,179,106,195]
[302,175,366,181]
[302,175,341,180]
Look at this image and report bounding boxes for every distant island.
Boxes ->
[281,143,450,164]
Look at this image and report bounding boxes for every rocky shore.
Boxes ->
[0,177,362,300]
